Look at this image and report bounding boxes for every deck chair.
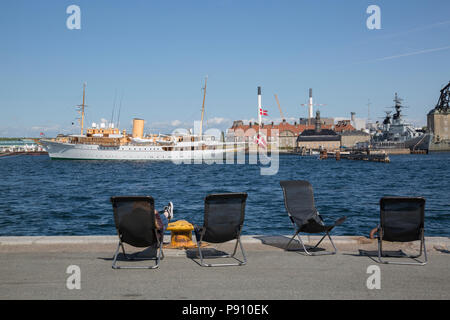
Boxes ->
[280,180,346,255]
[110,196,164,269]
[375,197,427,265]
[194,193,248,267]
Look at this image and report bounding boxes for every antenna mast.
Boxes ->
[300,88,326,126]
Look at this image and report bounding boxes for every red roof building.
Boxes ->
[228,120,333,149]
[334,120,356,133]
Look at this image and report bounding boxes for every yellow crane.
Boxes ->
[274,94,285,122]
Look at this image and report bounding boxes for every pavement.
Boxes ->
[0,235,449,300]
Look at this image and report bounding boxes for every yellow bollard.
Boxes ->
[164,220,199,249]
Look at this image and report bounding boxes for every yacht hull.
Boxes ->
[40,140,237,161]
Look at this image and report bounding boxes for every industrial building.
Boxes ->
[427,81,450,151]
[296,111,341,151]
[0,139,44,153]
[228,119,333,150]
[340,130,371,149]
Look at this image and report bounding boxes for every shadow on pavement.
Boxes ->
[435,247,450,254]
[254,235,326,253]
[186,248,234,266]
[98,246,159,262]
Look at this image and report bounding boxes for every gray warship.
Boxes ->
[372,93,431,151]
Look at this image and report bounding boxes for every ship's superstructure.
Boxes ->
[373,93,422,143]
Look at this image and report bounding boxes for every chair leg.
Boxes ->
[112,240,163,269]
[196,237,247,267]
[285,230,300,251]
[112,242,121,269]
[285,230,337,256]
[299,232,337,256]
[376,236,428,266]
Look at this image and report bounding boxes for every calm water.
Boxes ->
[0,153,449,237]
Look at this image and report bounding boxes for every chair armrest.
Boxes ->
[193,225,205,242]
[316,211,324,222]
[334,216,347,226]
[193,225,203,233]
[288,215,295,224]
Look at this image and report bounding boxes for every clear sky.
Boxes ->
[1,0,449,137]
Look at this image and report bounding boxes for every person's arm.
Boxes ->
[369,225,380,239]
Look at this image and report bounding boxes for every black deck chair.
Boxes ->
[194,193,248,267]
[375,197,427,265]
[280,180,346,255]
[110,196,164,269]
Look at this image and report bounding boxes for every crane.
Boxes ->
[274,94,285,122]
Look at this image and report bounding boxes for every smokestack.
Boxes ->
[308,88,313,119]
[351,112,356,123]
[132,118,144,138]
[257,86,262,109]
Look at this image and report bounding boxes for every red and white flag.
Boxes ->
[259,108,268,116]
[255,133,267,148]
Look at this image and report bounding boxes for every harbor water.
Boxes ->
[0,153,449,237]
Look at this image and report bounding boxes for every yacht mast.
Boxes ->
[200,76,207,138]
[79,82,86,135]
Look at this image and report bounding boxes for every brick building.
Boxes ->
[228,119,332,150]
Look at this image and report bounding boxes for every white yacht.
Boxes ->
[40,80,242,160]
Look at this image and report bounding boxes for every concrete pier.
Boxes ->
[1,235,449,300]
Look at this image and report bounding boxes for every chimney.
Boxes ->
[132,118,145,138]
[315,110,321,133]
[351,112,356,123]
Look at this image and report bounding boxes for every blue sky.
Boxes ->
[1,0,449,137]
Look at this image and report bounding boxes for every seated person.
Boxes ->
[155,202,173,241]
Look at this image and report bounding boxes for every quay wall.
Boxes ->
[429,141,450,152]
[1,235,449,253]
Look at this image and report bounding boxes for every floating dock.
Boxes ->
[320,150,390,163]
